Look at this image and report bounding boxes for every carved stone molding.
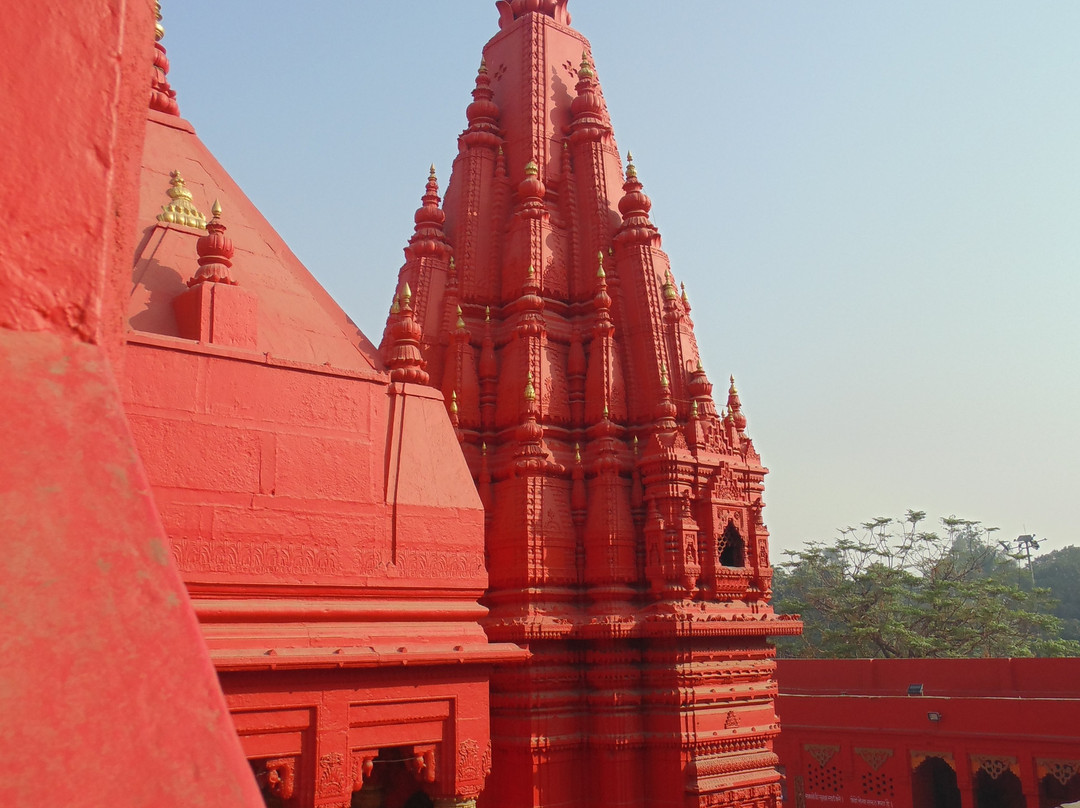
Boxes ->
[911,751,955,771]
[971,755,1018,780]
[1037,759,1080,786]
[319,752,346,795]
[855,748,894,772]
[805,744,840,768]
[264,757,296,801]
[458,739,493,781]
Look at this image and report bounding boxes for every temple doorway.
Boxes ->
[974,768,1024,808]
[1040,767,1080,808]
[911,757,961,808]
[352,748,435,808]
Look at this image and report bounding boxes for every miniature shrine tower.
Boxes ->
[380,2,802,808]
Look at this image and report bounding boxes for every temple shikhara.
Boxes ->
[379,1,801,807]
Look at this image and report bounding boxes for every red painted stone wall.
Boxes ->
[0,2,263,805]
[775,659,1080,808]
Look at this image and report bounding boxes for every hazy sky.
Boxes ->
[161,2,1080,558]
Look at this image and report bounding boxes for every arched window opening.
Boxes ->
[911,757,961,808]
[975,768,1025,808]
[718,522,744,568]
[1039,766,1080,808]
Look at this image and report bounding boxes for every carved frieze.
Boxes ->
[855,748,893,772]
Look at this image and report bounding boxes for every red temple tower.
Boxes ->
[381,2,802,808]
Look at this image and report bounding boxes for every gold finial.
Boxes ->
[211,199,223,218]
[429,164,437,181]
[524,372,536,402]
[691,400,699,418]
[681,282,689,305]
[729,375,737,393]
[482,441,488,455]
[574,443,582,464]
[662,271,677,301]
[450,390,459,415]
[485,305,491,322]
[603,404,610,419]
[401,282,413,306]
[626,151,638,180]
[697,358,704,372]
[525,160,539,176]
[660,362,670,390]
[633,434,640,454]
[456,305,466,330]
[154,1,165,42]
[579,51,594,80]
[627,151,634,163]
[597,251,606,279]
[157,170,207,229]
[479,56,488,72]
[390,294,401,315]
[527,264,536,279]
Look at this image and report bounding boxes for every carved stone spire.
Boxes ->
[189,201,237,286]
[615,153,660,247]
[380,6,796,806]
[463,59,502,148]
[653,363,678,433]
[385,283,430,385]
[517,160,547,218]
[409,166,452,259]
[149,1,180,116]
[727,375,748,434]
[568,52,608,145]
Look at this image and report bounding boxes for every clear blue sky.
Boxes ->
[162,2,1080,558]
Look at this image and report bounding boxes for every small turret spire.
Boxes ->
[150,1,180,116]
[615,152,660,247]
[464,58,501,147]
[188,200,237,286]
[727,376,748,434]
[409,166,451,259]
[385,280,430,385]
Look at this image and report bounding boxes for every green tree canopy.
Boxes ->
[1032,545,1080,643]
[773,511,1079,659]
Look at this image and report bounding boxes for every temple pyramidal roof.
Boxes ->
[131,5,379,373]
